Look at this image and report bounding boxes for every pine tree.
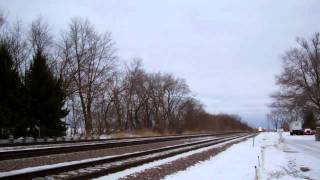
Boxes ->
[27,50,68,137]
[0,43,28,138]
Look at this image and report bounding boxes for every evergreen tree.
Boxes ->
[27,50,68,137]
[0,43,28,138]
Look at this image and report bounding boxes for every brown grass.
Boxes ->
[109,129,170,138]
[107,129,246,139]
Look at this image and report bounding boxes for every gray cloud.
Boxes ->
[1,0,320,127]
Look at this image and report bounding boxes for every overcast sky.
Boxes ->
[1,0,320,127]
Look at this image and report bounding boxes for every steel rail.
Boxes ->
[0,133,255,180]
[0,131,242,147]
[0,132,242,161]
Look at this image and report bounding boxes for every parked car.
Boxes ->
[304,129,314,135]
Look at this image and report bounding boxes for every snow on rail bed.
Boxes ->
[0,134,215,152]
[0,136,223,177]
[165,132,320,180]
[96,134,251,179]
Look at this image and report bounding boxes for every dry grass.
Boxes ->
[105,129,243,139]
[109,129,171,138]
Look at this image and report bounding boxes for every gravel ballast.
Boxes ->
[0,137,215,172]
[119,136,253,180]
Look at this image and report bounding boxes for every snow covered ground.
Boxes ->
[166,132,320,180]
[96,135,251,180]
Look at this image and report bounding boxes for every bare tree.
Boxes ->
[59,18,116,134]
[9,21,29,74]
[0,10,6,28]
[162,75,190,130]
[266,109,286,130]
[0,15,29,74]
[29,17,52,53]
[269,33,320,127]
[274,33,320,115]
[121,59,148,130]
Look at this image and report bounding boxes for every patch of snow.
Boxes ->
[166,132,320,180]
[95,135,251,180]
[99,135,111,139]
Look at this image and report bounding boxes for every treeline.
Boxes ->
[185,112,252,131]
[0,15,252,138]
[268,33,320,130]
[0,18,68,138]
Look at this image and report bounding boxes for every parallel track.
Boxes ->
[0,133,255,180]
[0,132,239,161]
[0,132,241,147]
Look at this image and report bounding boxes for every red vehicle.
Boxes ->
[304,129,314,135]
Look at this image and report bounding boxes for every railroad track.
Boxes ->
[0,132,240,147]
[0,133,254,180]
[0,132,239,161]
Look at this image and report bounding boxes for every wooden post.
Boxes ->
[255,166,259,180]
[261,148,264,170]
[252,136,255,147]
